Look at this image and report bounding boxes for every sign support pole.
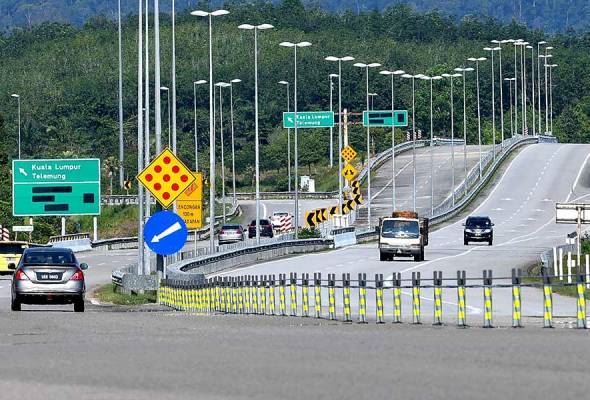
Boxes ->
[93,217,98,242]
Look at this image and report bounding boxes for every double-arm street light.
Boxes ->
[467,57,487,179]
[504,77,516,137]
[280,41,312,238]
[191,8,229,253]
[546,63,558,135]
[329,73,339,168]
[402,73,424,211]
[454,67,474,197]
[526,44,535,136]
[491,40,510,147]
[193,80,207,171]
[278,80,292,192]
[229,79,241,204]
[354,62,382,226]
[539,53,553,134]
[215,81,231,223]
[421,75,442,216]
[325,55,355,216]
[379,69,405,210]
[537,41,548,133]
[441,73,462,206]
[11,94,21,159]
[484,47,501,158]
[240,23,274,244]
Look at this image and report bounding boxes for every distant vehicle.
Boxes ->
[218,224,245,245]
[269,212,291,229]
[463,216,494,245]
[248,219,274,239]
[0,241,28,275]
[378,211,429,262]
[10,247,88,312]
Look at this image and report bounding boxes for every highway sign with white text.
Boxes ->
[12,159,101,216]
[283,112,334,129]
[363,110,408,127]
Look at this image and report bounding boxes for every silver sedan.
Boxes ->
[218,224,245,245]
[10,247,88,312]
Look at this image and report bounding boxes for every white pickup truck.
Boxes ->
[378,211,429,262]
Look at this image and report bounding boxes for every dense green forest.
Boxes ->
[1,0,589,33]
[0,0,588,239]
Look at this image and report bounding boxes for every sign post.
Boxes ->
[555,203,590,269]
[12,159,101,216]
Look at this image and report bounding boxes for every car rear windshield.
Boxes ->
[222,225,241,230]
[23,252,75,265]
[0,244,27,254]
[381,220,420,239]
[250,220,270,226]
[466,218,491,228]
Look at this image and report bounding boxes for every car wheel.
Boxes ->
[74,298,85,313]
[464,239,468,245]
[11,296,21,312]
[488,240,493,246]
[379,251,386,261]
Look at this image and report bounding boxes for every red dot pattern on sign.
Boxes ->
[154,183,162,191]
[163,156,171,164]
[154,165,162,173]
[172,165,180,173]
[181,175,188,182]
[145,174,153,182]
[172,183,179,191]
[163,174,171,182]
[163,192,170,200]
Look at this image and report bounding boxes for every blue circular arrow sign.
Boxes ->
[144,211,188,256]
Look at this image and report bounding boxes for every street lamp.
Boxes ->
[379,69,405,210]
[546,63,558,135]
[420,75,442,216]
[484,47,501,158]
[539,54,553,134]
[117,0,124,187]
[537,41,548,134]
[368,93,378,110]
[354,62,382,227]
[504,77,517,137]
[191,8,229,253]
[215,81,231,223]
[239,23,274,244]
[467,57,487,179]
[280,41,312,239]
[278,80,292,192]
[11,94,21,159]
[492,40,511,147]
[193,80,207,172]
[402,73,423,211]
[514,41,528,135]
[511,40,522,136]
[229,78,241,204]
[325,55,355,216]
[454,67,474,197]
[329,73,339,168]
[441,73,462,206]
[160,86,171,147]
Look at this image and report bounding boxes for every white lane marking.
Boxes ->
[371,159,413,200]
[567,151,590,201]
[97,262,106,266]
[400,290,482,314]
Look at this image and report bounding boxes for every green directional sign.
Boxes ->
[363,110,408,127]
[283,111,334,129]
[12,159,101,216]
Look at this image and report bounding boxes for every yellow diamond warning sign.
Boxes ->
[137,148,195,208]
[176,172,203,229]
[341,145,358,162]
[341,163,358,182]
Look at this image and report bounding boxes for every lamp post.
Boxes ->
[441,73,461,206]
[511,40,521,136]
[215,82,231,223]
[420,75,442,216]
[467,57,486,179]
[170,0,177,154]
[229,79,241,204]
[546,63,558,135]
[537,41,547,134]
[191,9,229,253]
[368,93,378,110]
[329,73,339,168]
[278,80,292,192]
[239,23,273,244]
[325,55,355,216]
[484,47,500,158]
[514,40,528,135]
[402,73,423,211]
[117,0,124,187]
[539,53,553,134]
[379,69,405,210]
[492,40,510,147]
[193,80,207,171]
[526,45,535,136]
[160,86,171,147]
[354,62,382,226]
[11,94,21,159]
[454,67,474,197]
[136,0,144,275]
[280,41,312,239]
[504,77,516,137]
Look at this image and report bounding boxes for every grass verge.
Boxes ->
[94,283,158,305]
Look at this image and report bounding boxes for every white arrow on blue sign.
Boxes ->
[144,211,188,256]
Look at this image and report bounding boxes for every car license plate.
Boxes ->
[37,273,62,281]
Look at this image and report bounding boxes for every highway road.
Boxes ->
[214,143,590,320]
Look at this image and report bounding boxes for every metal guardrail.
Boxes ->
[48,233,91,243]
[160,268,589,329]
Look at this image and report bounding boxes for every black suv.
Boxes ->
[248,219,274,239]
[463,216,494,245]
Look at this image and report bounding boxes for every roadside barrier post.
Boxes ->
[328,274,336,320]
[254,275,261,314]
[238,277,244,314]
[279,274,287,316]
[302,273,310,317]
[231,278,238,314]
[512,268,523,328]
[314,273,322,318]
[215,278,221,312]
[342,273,352,322]
[483,270,493,328]
[576,274,587,329]
[559,248,564,280]
[433,271,443,326]
[260,276,267,315]
[358,273,367,324]
[567,252,572,284]
[457,271,467,327]
[224,277,230,313]
[269,275,276,315]
[191,283,197,312]
[243,276,250,314]
[393,273,402,323]
[376,274,385,324]
[412,272,421,324]
[290,272,298,316]
[543,273,553,328]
